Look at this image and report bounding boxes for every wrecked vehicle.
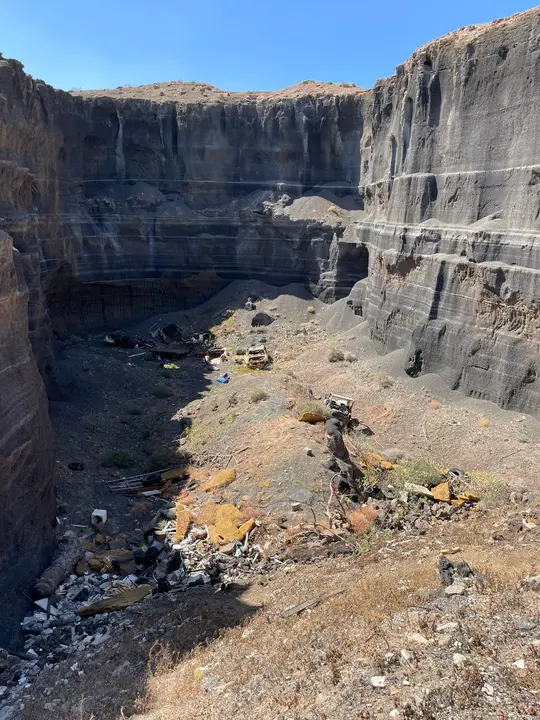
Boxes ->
[244,345,270,369]
[324,393,354,425]
[189,330,214,346]
[149,343,191,360]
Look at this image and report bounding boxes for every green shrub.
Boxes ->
[153,383,175,398]
[101,451,136,469]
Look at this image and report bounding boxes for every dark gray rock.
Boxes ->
[251,312,275,327]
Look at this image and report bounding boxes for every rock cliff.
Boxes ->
[1,6,540,643]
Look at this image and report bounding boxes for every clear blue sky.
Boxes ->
[0,1,536,91]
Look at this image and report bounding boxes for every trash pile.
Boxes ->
[0,471,287,708]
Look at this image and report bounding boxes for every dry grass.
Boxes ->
[138,528,540,719]
[328,347,345,363]
[478,416,490,427]
[139,555,438,719]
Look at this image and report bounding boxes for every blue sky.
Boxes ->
[0,1,536,91]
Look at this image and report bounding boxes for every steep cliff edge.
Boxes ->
[1,6,540,643]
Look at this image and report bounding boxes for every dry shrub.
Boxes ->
[131,501,149,514]
[101,450,136,469]
[328,347,345,363]
[376,370,394,389]
[349,506,378,535]
[478,416,490,427]
[297,398,331,419]
[250,388,269,403]
[345,352,358,363]
[459,470,510,508]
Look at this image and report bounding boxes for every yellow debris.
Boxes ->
[359,451,394,471]
[200,469,236,492]
[307,306,316,313]
[299,412,326,424]
[432,481,451,503]
[207,504,255,544]
[451,491,480,508]
[175,509,192,541]
[77,585,152,616]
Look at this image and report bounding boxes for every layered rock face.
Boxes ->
[0,231,55,647]
[1,7,540,642]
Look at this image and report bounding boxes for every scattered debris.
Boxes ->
[77,585,152,617]
[324,393,354,425]
[280,589,345,618]
[150,343,191,360]
[34,533,83,599]
[91,509,107,530]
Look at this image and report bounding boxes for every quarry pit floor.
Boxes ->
[14,280,540,719]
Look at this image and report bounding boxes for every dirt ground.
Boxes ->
[15,279,540,719]
[72,80,365,104]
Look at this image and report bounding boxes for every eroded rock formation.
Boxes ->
[1,6,540,643]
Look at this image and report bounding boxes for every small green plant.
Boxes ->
[153,383,175,398]
[328,347,345,363]
[101,451,136,469]
[390,458,443,489]
[146,449,178,471]
[460,471,510,508]
[250,388,269,403]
